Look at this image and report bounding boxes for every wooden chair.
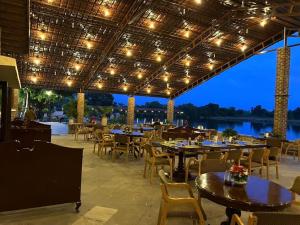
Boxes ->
[133,130,154,157]
[263,147,281,179]
[231,212,300,225]
[285,140,300,160]
[157,170,205,225]
[111,134,131,162]
[240,148,267,176]
[143,144,173,184]
[290,176,300,207]
[224,149,243,165]
[74,125,90,141]
[97,132,114,158]
[203,151,223,160]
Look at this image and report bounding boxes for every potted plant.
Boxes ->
[100,106,112,126]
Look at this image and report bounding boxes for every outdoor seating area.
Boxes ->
[1,0,300,225]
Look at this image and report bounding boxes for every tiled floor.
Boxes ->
[0,135,299,225]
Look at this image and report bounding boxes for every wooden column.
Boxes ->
[127,96,135,127]
[77,92,85,123]
[273,47,290,140]
[167,99,174,124]
[11,89,19,120]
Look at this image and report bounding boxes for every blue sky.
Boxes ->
[114,37,300,110]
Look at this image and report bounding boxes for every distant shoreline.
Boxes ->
[199,117,300,125]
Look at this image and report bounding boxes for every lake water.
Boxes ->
[43,119,300,141]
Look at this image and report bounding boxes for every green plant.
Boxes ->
[222,128,238,137]
[100,106,113,117]
[63,98,77,119]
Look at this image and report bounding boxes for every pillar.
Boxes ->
[167,99,174,124]
[77,92,85,123]
[127,96,135,127]
[273,47,290,140]
[11,89,19,120]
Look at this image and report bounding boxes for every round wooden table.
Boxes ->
[195,172,294,225]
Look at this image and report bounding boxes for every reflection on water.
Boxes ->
[187,119,300,141]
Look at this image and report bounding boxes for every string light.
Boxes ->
[86,41,92,49]
[31,74,38,83]
[156,54,162,62]
[166,89,171,95]
[110,67,115,75]
[39,31,46,41]
[146,85,151,93]
[208,62,214,70]
[163,75,169,82]
[66,77,72,87]
[184,78,190,84]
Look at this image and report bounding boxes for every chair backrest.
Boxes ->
[158,169,171,184]
[200,159,230,174]
[290,176,300,195]
[144,143,154,158]
[225,149,243,164]
[114,134,129,145]
[203,151,223,160]
[251,149,265,163]
[252,212,300,225]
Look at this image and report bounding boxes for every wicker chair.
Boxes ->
[240,148,267,176]
[157,170,205,225]
[223,149,243,165]
[285,140,300,160]
[111,134,132,162]
[231,212,300,225]
[263,147,281,179]
[143,144,173,184]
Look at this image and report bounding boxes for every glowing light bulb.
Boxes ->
[184,29,190,38]
[45,90,52,96]
[66,79,72,87]
[33,58,41,65]
[48,0,54,3]
[126,49,132,57]
[194,0,202,4]
[215,38,223,46]
[240,43,247,52]
[86,42,92,49]
[110,68,115,75]
[74,63,81,71]
[147,87,151,93]
[166,89,171,95]
[103,7,111,17]
[208,63,214,70]
[98,83,103,89]
[185,60,191,67]
[137,73,143,79]
[260,19,268,27]
[163,76,168,82]
[156,55,162,62]
[123,84,128,91]
[31,76,38,83]
[40,31,46,41]
[149,21,155,29]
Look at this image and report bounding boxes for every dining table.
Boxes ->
[158,140,267,181]
[196,172,294,225]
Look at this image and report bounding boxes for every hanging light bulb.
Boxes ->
[137,72,143,79]
[33,57,41,65]
[48,0,54,3]
[185,58,191,67]
[184,28,190,38]
[66,78,72,87]
[126,48,132,57]
[97,82,103,89]
[184,77,190,84]
[260,18,268,27]
[74,63,81,71]
[146,85,151,93]
[163,75,168,82]
[86,41,92,49]
[215,38,223,46]
[123,83,128,92]
[149,20,155,29]
[31,74,38,83]
[194,0,202,4]
[156,54,162,62]
[110,67,115,75]
[240,43,247,52]
[166,89,171,95]
[103,7,111,17]
[39,30,46,41]
[208,62,214,70]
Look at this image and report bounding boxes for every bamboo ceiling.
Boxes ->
[3,0,300,98]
